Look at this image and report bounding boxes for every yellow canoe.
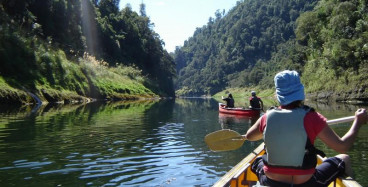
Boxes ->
[213,142,362,187]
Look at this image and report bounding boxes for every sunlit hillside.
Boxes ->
[0,0,175,104]
[174,0,368,102]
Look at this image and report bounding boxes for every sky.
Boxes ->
[119,0,239,53]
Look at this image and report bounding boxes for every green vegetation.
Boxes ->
[79,54,155,99]
[174,0,368,102]
[174,0,319,96]
[0,77,32,104]
[0,0,174,104]
[2,0,368,104]
[296,0,368,97]
[0,22,156,103]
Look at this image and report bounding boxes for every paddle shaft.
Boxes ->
[327,116,355,125]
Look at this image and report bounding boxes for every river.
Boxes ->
[0,98,367,186]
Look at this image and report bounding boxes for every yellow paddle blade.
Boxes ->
[204,129,245,152]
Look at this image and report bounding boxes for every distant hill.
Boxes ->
[174,0,368,102]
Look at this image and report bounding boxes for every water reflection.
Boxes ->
[218,113,259,130]
[0,99,367,186]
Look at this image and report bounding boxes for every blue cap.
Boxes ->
[274,70,305,106]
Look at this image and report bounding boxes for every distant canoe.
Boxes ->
[219,103,260,117]
[213,142,362,187]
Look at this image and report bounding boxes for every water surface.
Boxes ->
[0,98,367,186]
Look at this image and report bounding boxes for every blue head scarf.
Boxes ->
[274,70,305,106]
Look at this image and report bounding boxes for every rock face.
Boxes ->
[307,87,368,103]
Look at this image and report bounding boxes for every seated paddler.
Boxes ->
[242,70,367,187]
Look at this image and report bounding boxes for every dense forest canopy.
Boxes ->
[174,0,368,100]
[174,0,319,96]
[2,0,368,102]
[296,0,368,94]
[0,0,175,102]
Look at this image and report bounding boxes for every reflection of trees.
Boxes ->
[0,100,182,186]
[175,97,216,111]
[142,99,176,132]
[0,100,159,158]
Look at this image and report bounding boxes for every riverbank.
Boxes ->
[0,85,157,105]
[214,87,368,105]
[3,85,367,106]
[0,62,161,106]
[307,89,368,104]
[0,44,158,105]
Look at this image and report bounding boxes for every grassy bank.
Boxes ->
[0,29,157,104]
[213,87,275,100]
[213,87,278,108]
[214,82,368,106]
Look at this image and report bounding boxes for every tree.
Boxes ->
[174,0,319,96]
[139,2,147,17]
[98,0,119,17]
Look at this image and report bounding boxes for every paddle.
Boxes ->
[205,115,355,152]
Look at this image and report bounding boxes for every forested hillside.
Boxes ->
[174,0,368,102]
[296,0,368,101]
[0,0,175,104]
[174,0,318,96]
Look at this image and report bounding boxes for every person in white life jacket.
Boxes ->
[242,70,367,187]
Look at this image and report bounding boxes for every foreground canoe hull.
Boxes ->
[213,142,362,187]
[219,103,260,117]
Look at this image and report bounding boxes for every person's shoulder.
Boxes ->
[302,105,315,112]
[304,108,327,125]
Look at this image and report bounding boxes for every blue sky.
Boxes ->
[119,0,239,52]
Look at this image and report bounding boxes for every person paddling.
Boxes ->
[249,91,264,111]
[242,70,367,187]
[222,93,235,108]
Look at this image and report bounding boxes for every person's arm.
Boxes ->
[317,108,367,153]
[242,116,263,141]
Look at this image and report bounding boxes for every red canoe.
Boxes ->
[218,103,260,117]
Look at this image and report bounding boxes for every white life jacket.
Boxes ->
[263,107,315,168]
